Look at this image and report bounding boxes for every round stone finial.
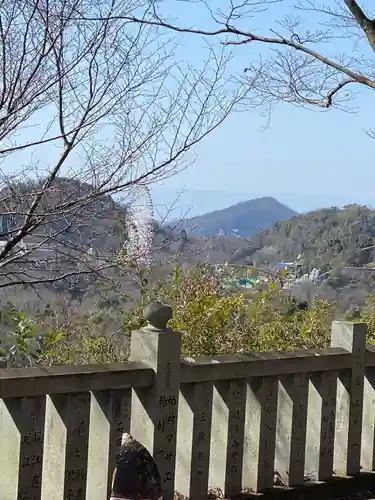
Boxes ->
[143,303,173,331]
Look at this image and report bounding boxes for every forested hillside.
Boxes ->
[248,205,375,272]
[4,178,375,312]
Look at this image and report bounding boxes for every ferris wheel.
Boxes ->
[124,185,154,268]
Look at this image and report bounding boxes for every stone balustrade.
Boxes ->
[0,304,375,499]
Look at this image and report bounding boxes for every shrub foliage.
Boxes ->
[2,263,375,367]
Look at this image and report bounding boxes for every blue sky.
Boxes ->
[153,0,375,215]
[155,97,375,215]
[4,0,374,218]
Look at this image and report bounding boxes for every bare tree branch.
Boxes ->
[344,0,375,51]
[82,0,375,110]
[0,0,247,290]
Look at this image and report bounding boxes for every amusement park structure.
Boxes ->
[213,255,322,292]
[212,263,273,290]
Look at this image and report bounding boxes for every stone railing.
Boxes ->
[1,303,375,500]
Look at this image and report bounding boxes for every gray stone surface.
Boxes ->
[0,396,46,499]
[332,321,366,476]
[243,376,278,491]
[0,316,374,499]
[108,389,132,494]
[143,303,173,331]
[63,393,91,500]
[176,381,213,499]
[361,367,375,471]
[259,377,279,490]
[0,362,153,398]
[85,389,132,499]
[275,373,309,486]
[86,391,111,499]
[242,378,262,491]
[289,373,309,484]
[41,395,67,500]
[305,370,338,482]
[225,379,247,496]
[209,381,229,492]
[318,370,338,480]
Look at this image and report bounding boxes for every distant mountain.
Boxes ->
[151,186,368,218]
[179,197,298,237]
[3,179,375,309]
[0,178,254,298]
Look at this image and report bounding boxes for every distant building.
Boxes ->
[273,262,294,274]
[230,229,240,238]
[0,214,12,240]
[273,261,304,279]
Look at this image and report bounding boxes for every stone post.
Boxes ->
[129,303,181,500]
[362,356,375,471]
[331,321,366,476]
[305,370,338,481]
[275,373,309,486]
[0,396,46,499]
[176,380,213,500]
[242,376,278,492]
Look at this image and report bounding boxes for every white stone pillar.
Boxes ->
[331,321,366,476]
[175,381,213,500]
[0,396,46,500]
[243,376,278,491]
[275,372,309,486]
[130,303,181,500]
[305,370,338,481]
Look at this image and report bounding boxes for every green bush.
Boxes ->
[1,263,374,367]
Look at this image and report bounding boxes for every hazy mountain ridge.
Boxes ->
[178,196,298,237]
[3,180,374,275]
[3,180,375,309]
